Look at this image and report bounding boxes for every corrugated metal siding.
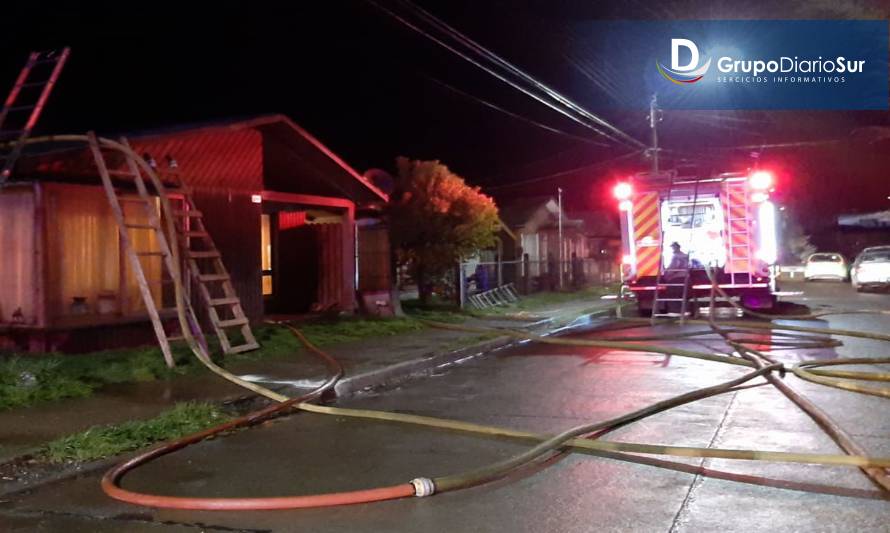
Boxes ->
[192,189,263,320]
[315,223,344,309]
[0,187,36,324]
[132,129,263,191]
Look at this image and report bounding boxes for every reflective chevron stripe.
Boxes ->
[633,192,662,277]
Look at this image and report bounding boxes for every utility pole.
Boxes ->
[557,186,564,289]
[648,93,661,175]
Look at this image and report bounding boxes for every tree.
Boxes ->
[781,215,816,264]
[388,157,500,303]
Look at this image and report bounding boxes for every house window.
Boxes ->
[261,214,273,295]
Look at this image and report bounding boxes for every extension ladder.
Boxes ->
[0,48,70,184]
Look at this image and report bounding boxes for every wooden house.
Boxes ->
[0,115,391,352]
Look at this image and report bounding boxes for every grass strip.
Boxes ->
[0,318,430,411]
[41,402,231,463]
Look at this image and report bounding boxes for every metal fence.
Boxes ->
[458,257,618,308]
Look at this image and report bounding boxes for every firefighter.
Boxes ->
[667,242,689,273]
[665,242,691,313]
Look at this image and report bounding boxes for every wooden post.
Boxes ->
[522,253,530,295]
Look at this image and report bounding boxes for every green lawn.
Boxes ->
[1,287,610,412]
[0,317,430,411]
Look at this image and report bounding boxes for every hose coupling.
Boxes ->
[411,477,436,497]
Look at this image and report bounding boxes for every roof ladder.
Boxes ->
[0,48,70,185]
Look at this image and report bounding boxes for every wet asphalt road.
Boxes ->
[3,280,890,532]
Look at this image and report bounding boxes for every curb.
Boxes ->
[0,305,621,498]
[333,334,518,398]
[334,305,620,398]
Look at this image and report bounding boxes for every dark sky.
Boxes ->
[3,1,890,219]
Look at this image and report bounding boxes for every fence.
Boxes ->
[458,257,618,308]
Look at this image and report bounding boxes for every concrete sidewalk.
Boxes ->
[0,297,615,464]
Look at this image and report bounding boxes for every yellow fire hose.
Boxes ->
[13,136,890,505]
[98,310,890,509]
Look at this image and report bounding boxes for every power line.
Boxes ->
[485,149,644,191]
[397,0,647,150]
[423,75,607,146]
[661,138,845,160]
[398,0,644,147]
[366,0,645,150]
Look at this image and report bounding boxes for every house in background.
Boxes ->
[0,114,391,352]
[470,196,621,292]
[498,196,588,271]
[567,209,622,283]
[494,196,587,291]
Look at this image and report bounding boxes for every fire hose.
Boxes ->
[12,135,889,509]
[100,309,890,509]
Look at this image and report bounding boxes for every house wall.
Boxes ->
[131,131,266,320]
[43,183,168,323]
[192,189,264,320]
[0,186,36,325]
[357,224,392,292]
[261,192,356,313]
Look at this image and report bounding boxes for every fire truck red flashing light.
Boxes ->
[617,170,779,313]
[749,170,773,190]
[613,182,632,200]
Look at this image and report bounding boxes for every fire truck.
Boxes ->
[615,170,779,315]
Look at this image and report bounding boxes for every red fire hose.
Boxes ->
[101,324,419,510]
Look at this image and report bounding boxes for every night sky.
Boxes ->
[3,1,890,224]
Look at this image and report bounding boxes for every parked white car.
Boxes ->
[804,253,848,281]
[851,246,890,291]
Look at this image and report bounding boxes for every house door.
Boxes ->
[272,213,319,313]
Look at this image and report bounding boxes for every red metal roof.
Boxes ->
[15,114,388,205]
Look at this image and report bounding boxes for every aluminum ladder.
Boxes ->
[0,48,70,184]
[651,174,699,322]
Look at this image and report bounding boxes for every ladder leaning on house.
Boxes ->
[86,132,259,366]
[0,48,70,185]
[168,179,260,355]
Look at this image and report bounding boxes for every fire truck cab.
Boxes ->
[616,170,778,314]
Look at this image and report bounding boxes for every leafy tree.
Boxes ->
[389,157,500,303]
